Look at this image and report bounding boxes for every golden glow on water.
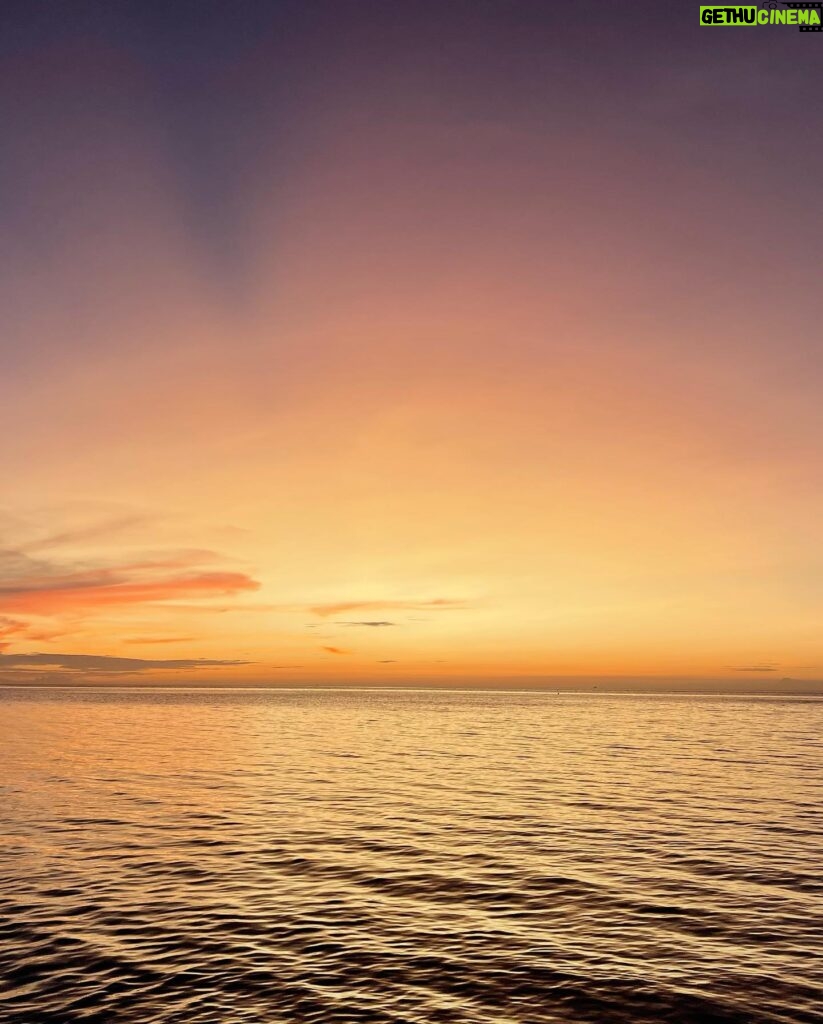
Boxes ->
[2,687,821,1023]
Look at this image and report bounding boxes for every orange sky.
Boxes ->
[2,4,822,689]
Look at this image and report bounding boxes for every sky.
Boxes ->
[1,0,822,689]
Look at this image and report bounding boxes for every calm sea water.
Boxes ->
[0,687,821,1024]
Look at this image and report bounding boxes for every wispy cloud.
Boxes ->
[1,513,261,656]
[21,515,152,553]
[336,620,396,627]
[322,646,349,655]
[123,636,196,645]
[0,616,29,651]
[162,602,276,614]
[729,663,778,673]
[0,652,249,674]
[311,599,467,617]
[0,566,258,615]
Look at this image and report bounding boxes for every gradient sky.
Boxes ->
[1,0,822,688]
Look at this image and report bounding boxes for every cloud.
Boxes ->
[22,515,153,553]
[1,518,261,656]
[124,636,196,644]
[336,621,396,627]
[167,601,276,613]
[0,616,28,651]
[0,652,250,673]
[729,663,777,672]
[321,646,349,655]
[378,659,398,663]
[311,599,467,617]
[0,561,258,616]
[0,547,50,580]
[307,620,395,628]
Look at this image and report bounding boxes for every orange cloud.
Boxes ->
[311,599,467,617]
[0,535,260,658]
[0,569,259,615]
[124,636,196,645]
[0,617,28,651]
[322,646,349,655]
[0,616,69,650]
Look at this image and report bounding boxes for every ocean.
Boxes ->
[1,687,821,1023]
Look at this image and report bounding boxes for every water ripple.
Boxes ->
[1,687,821,1023]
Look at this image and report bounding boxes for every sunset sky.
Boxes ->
[1,1,821,688]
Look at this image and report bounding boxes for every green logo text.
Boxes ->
[700,5,822,25]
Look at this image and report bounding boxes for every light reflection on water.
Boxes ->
[1,687,821,1023]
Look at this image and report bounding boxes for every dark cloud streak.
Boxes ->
[336,620,396,627]
[0,652,250,673]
